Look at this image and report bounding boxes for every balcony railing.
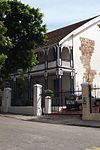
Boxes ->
[32,60,70,72]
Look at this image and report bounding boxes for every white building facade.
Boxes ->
[60,15,100,89]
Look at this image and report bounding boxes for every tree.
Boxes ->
[0,0,47,77]
[0,54,7,70]
[0,21,13,74]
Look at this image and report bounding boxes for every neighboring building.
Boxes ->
[11,15,100,95]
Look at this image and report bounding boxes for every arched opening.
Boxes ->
[62,47,70,61]
[48,47,57,62]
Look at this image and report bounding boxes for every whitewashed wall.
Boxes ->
[64,21,100,89]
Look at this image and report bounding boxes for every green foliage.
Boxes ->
[0,21,13,48]
[31,52,39,68]
[44,89,54,97]
[0,21,12,73]
[0,0,47,77]
[0,53,7,70]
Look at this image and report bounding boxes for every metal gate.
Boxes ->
[90,86,100,113]
[42,90,82,115]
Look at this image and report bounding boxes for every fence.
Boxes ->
[0,84,42,116]
[10,77,33,106]
[90,87,100,113]
[1,81,100,116]
[51,87,100,114]
[52,91,82,106]
[42,90,82,114]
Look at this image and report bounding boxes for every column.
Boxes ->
[45,96,51,114]
[33,84,42,116]
[1,88,12,113]
[82,83,91,120]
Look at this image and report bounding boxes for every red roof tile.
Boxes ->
[46,16,99,46]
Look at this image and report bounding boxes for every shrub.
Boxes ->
[44,89,54,97]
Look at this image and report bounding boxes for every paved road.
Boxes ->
[0,116,100,150]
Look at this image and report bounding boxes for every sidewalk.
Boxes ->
[0,113,100,128]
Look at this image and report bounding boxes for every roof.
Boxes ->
[46,16,99,46]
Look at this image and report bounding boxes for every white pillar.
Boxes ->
[33,84,42,116]
[1,88,11,113]
[82,83,91,120]
[45,96,51,114]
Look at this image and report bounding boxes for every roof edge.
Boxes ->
[47,15,99,35]
[59,15,100,45]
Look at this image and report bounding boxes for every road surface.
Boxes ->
[0,116,100,150]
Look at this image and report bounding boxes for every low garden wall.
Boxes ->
[8,106,34,115]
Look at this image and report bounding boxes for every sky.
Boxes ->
[21,0,100,32]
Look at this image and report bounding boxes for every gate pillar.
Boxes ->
[45,96,51,114]
[1,88,11,113]
[33,84,42,116]
[82,83,91,120]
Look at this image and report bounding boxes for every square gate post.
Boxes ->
[82,83,91,120]
[1,88,12,113]
[33,84,42,116]
[45,96,51,114]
